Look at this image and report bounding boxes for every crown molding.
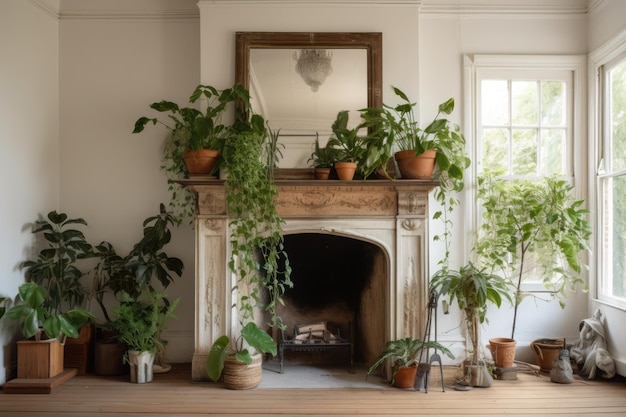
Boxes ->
[419,0,591,16]
[56,0,199,20]
[198,0,421,6]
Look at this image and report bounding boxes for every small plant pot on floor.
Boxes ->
[393,364,418,389]
[128,350,155,383]
[94,340,129,376]
[223,353,263,390]
[488,338,517,368]
[531,338,565,371]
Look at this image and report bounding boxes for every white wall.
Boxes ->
[58,8,201,364]
[0,0,60,385]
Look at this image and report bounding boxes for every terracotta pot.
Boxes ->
[334,162,357,181]
[531,338,564,371]
[183,149,220,175]
[314,167,331,180]
[393,364,418,388]
[394,149,436,179]
[488,338,517,368]
[223,353,263,390]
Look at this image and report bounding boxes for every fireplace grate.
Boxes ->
[278,321,354,374]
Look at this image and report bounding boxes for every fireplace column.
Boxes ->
[188,184,232,381]
[395,187,430,340]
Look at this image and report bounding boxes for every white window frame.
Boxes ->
[464,54,587,291]
[590,30,626,310]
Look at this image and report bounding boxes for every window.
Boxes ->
[465,55,586,286]
[598,53,626,307]
[480,78,570,177]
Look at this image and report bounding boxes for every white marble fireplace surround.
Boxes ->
[181,178,438,381]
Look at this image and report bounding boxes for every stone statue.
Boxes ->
[570,309,616,379]
[550,347,573,384]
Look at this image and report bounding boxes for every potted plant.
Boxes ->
[307,135,339,180]
[17,210,96,376]
[133,83,253,225]
[4,282,93,379]
[431,262,512,387]
[366,337,454,389]
[475,173,591,368]
[326,110,369,180]
[89,204,184,376]
[375,86,470,183]
[110,288,179,383]
[206,114,293,390]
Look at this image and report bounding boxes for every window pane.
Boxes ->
[512,128,537,175]
[610,60,626,171]
[512,81,537,125]
[610,175,626,299]
[541,128,565,176]
[541,81,566,126]
[481,80,509,125]
[482,128,509,173]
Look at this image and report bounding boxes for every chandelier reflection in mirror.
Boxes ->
[293,49,333,92]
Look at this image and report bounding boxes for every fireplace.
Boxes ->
[181,179,438,381]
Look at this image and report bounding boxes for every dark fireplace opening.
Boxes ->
[271,233,387,367]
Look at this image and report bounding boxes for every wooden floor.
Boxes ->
[1,364,625,417]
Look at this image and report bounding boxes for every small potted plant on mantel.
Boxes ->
[206,111,293,390]
[307,135,339,180]
[475,172,591,370]
[369,86,470,184]
[133,83,253,225]
[326,110,369,180]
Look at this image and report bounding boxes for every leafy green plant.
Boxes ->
[21,211,93,311]
[326,110,368,165]
[111,288,179,358]
[206,115,292,382]
[476,173,591,339]
[307,135,339,169]
[89,204,184,323]
[5,282,93,340]
[431,263,512,365]
[133,83,255,225]
[366,337,454,383]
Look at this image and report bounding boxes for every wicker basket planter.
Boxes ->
[223,353,263,390]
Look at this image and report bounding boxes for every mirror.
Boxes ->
[236,32,382,167]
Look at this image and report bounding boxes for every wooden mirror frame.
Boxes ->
[235,32,383,113]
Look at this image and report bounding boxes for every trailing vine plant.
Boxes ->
[222,118,292,333]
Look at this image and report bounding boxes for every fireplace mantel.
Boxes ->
[178,179,439,218]
[177,178,439,381]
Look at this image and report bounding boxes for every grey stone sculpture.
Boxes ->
[570,309,616,379]
[550,347,573,384]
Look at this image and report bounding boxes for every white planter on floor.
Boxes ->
[128,350,155,383]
